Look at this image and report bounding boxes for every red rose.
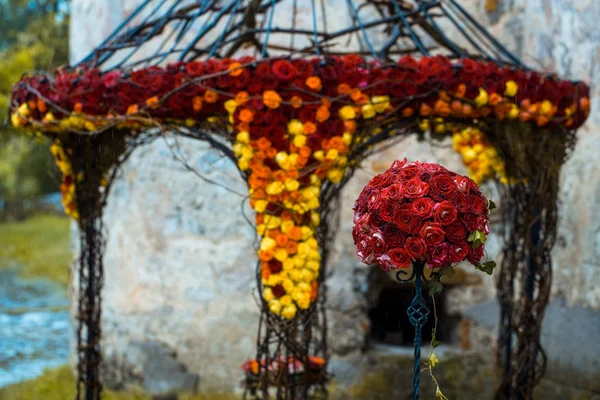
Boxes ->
[422,163,447,174]
[395,206,423,234]
[449,242,470,263]
[383,224,406,248]
[426,242,450,268]
[356,239,374,264]
[434,201,458,226]
[369,211,385,228]
[467,245,485,265]
[429,173,456,200]
[398,164,424,181]
[370,229,387,254]
[390,158,407,171]
[369,171,395,189]
[403,176,429,198]
[293,59,314,79]
[405,237,426,259]
[411,198,434,219]
[419,222,445,245]
[379,200,399,222]
[272,60,297,81]
[454,175,471,194]
[381,183,403,201]
[387,248,411,269]
[272,284,285,297]
[462,212,484,232]
[468,194,486,214]
[367,191,381,209]
[445,221,467,242]
[452,192,468,213]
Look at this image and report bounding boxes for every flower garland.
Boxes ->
[353,159,495,273]
[49,141,79,220]
[11,55,588,318]
[452,126,507,184]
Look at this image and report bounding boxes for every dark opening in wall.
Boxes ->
[367,269,460,347]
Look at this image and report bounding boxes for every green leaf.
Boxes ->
[428,280,443,296]
[432,340,441,349]
[467,232,476,242]
[488,199,497,211]
[475,261,496,275]
[442,266,455,277]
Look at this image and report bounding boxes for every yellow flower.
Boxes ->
[280,295,293,307]
[313,150,324,161]
[283,279,295,292]
[306,261,320,272]
[339,105,356,120]
[281,304,297,319]
[293,134,307,147]
[224,99,237,114]
[18,103,30,117]
[267,274,283,286]
[269,300,282,315]
[263,288,274,302]
[429,353,439,367]
[504,80,518,97]
[297,296,310,310]
[264,216,281,229]
[285,179,300,192]
[283,258,295,271]
[371,96,390,113]
[236,131,250,143]
[361,104,376,119]
[274,248,288,261]
[266,181,285,195]
[311,213,320,226]
[289,269,303,282]
[254,199,268,213]
[301,269,314,283]
[10,113,22,128]
[475,88,489,107]
[342,132,353,145]
[301,226,313,240]
[327,168,344,183]
[419,119,430,132]
[241,146,254,159]
[288,119,304,135]
[508,104,520,119]
[540,100,553,115]
[306,238,318,249]
[260,237,277,252]
[325,149,339,160]
[308,249,320,261]
[43,112,55,123]
[434,124,446,134]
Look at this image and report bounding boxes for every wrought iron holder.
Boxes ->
[396,260,430,400]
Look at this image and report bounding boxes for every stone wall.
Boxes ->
[69,0,600,396]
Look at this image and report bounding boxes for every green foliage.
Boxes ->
[475,261,496,275]
[0,365,239,400]
[0,214,72,287]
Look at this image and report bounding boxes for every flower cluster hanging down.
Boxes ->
[353,159,494,272]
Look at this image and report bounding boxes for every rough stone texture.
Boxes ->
[69,0,600,396]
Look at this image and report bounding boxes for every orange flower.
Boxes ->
[145,96,159,109]
[350,89,363,102]
[344,120,356,133]
[261,263,271,280]
[286,241,298,255]
[266,147,277,158]
[419,103,432,117]
[355,93,369,105]
[337,83,351,94]
[126,104,138,115]
[37,99,47,113]
[455,84,467,98]
[259,249,274,261]
[462,104,473,117]
[580,97,590,114]
[321,98,331,108]
[239,109,254,123]
[256,137,272,151]
[288,226,303,241]
[27,99,37,110]
[306,76,322,91]
[439,91,451,102]
[316,106,330,122]
[488,93,503,106]
[276,234,289,247]
[256,214,265,224]
[299,146,312,158]
[310,281,319,301]
[263,90,282,109]
[268,229,282,239]
[228,62,243,77]
[451,101,463,116]
[296,156,308,168]
[204,90,218,103]
[329,136,346,153]
[235,91,249,105]
[518,111,531,122]
[74,102,83,113]
[237,122,250,132]
[290,96,303,108]
[536,115,549,127]
[434,100,450,117]
[519,99,531,111]
[303,122,317,135]
[401,107,414,117]
[193,96,203,111]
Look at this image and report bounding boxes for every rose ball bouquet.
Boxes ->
[352,159,496,276]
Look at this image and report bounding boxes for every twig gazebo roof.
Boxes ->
[8,1,590,400]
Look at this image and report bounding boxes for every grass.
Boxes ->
[0,366,240,400]
[0,213,72,288]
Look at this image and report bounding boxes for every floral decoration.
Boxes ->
[242,356,326,377]
[10,54,588,316]
[352,159,495,272]
[49,141,79,220]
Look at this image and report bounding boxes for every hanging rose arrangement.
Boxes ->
[352,159,495,273]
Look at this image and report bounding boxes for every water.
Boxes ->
[0,269,70,387]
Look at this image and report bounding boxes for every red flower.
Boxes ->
[185,61,204,77]
[462,213,484,232]
[294,59,314,79]
[369,171,395,189]
[429,173,456,201]
[419,222,445,245]
[467,245,485,265]
[405,237,426,259]
[379,200,399,222]
[395,206,423,234]
[411,198,434,219]
[449,242,470,263]
[426,242,450,268]
[387,248,411,269]
[398,164,424,181]
[272,284,285,297]
[452,192,468,213]
[390,158,408,171]
[381,183,403,201]
[383,224,406,248]
[467,194,486,214]
[445,221,467,243]
[370,229,387,255]
[403,176,429,198]
[268,259,283,274]
[434,201,457,226]
[272,60,297,81]
[356,239,374,264]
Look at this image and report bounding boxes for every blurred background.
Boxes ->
[0,1,599,399]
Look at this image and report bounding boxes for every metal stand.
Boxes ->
[396,260,430,400]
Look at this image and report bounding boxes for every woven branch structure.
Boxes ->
[8,1,590,399]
